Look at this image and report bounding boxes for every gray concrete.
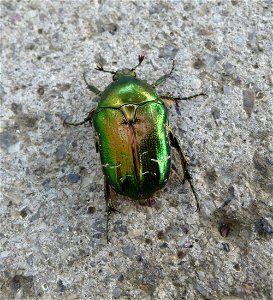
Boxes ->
[1,1,272,299]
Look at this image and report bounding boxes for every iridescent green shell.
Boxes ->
[93,76,170,199]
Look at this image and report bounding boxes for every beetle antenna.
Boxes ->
[95,64,116,75]
[131,55,145,71]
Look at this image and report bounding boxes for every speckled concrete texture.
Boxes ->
[1,1,273,299]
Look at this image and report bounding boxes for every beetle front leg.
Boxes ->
[169,131,200,211]
[63,109,95,126]
[104,177,119,243]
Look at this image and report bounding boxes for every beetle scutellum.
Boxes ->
[64,56,205,242]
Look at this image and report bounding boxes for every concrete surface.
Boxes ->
[1,0,273,299]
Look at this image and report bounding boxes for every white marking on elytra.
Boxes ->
[120,174,134,183]
[140,151,148,157]
[151,155,170,164]
[102,163,121,169]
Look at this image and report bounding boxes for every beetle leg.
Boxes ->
[104,178,119,243]
[63,109,95,126]
[83,72,102,95]
[159,93,206,103]
[152,60,175,88]
[131,55,145,71]
[169,131,200,211]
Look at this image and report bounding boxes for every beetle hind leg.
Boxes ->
[104,178,119,243]
[169,131,200,211]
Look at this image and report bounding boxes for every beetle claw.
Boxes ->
[138,54,145,64]
[95,64,104,71]
[109,207,120,214]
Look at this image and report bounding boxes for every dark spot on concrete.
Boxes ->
[38,28,43,34]
[255,217,273,235]
[37,86,44,95]
[118,274,124,282]
[136,255,143,262]
[0,131,18,150]
[233,263,241,271]
[177,250,187,259]
[67,173,80,183]
[205,39,216,51]
[145,238,153,245]
[243,89,255,117]
[219,223,231,237]
[72,140,77,147]
[193,58,205,69]
[20,208,28,218]
[11,103,23,114]
[87,206,96,214]
[56,279,66,292]
[157,230,165,240]
[222,242,230,252]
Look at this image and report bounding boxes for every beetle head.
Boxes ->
[95,55,145,81]
[113,68,136,81]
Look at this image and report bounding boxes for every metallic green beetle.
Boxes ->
[64,56,204,241]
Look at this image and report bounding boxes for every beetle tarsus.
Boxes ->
[95,64,115,75]
[131,55,145,71]
[138,54,145,64]
[104,179,120,243]
[95,64,104,71]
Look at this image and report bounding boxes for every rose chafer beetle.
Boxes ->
[64,55,205,242]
